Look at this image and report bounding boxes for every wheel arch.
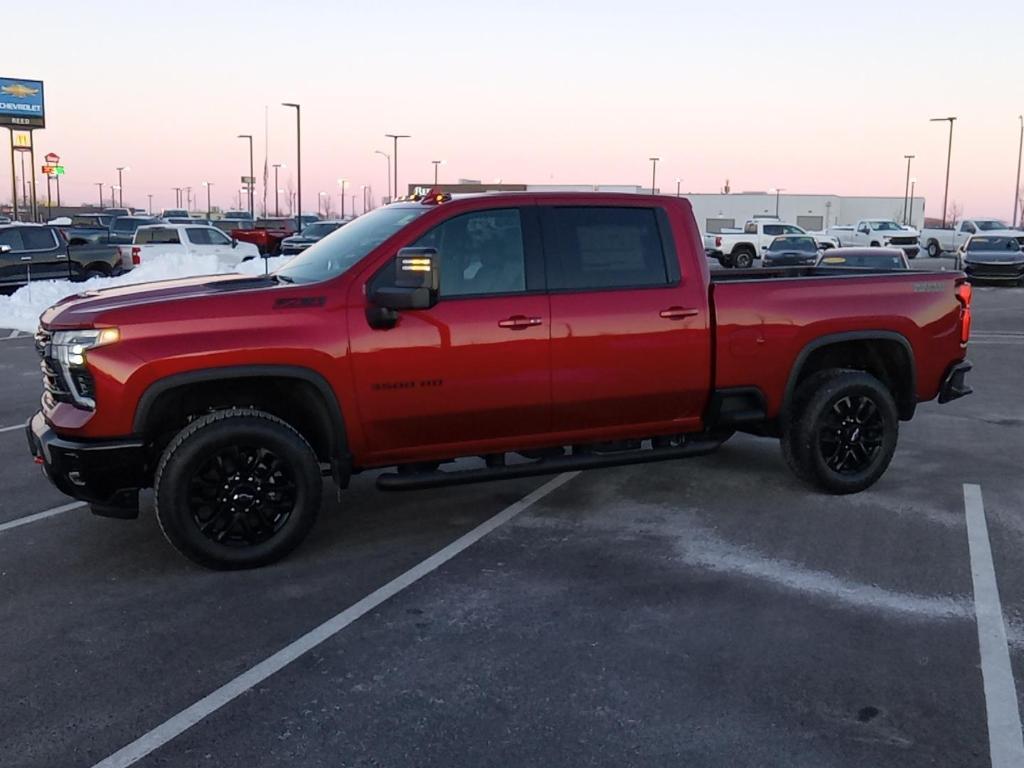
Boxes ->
[134,365,351,479]
[782,332,916,421]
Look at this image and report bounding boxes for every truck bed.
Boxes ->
[708,267,966,421]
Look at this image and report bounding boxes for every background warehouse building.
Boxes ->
[411,182,926,233]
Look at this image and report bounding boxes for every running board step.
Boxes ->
[376,438,726,491]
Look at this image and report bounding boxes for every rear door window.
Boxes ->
[21,228,58,250]
[187,227,214,245]
[0,228,25,251]
[542,207,671,291]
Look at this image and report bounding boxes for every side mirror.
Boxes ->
[367,247,440,328]
[231,238,238,248]
[0,244,10,255]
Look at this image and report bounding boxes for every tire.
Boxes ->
[784,370,898,494]
[718,253,734,269]
[82,268,106,280]
[927,240,941,258]
[154,408,323,570]
[733,248,755,269]
[870,241,880,248]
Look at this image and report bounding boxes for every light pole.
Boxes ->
[385,134,410,199]
[318,191,328,217]
[908,178,917,227]
[147,194,153,215]
[930,116,957,228]
[1014,115,1023,228]
[375,150,391,202]
[432,159,445,186]
[902,154,915,224]
[237,134,254,217]
[111,185,119,208]
[675,178,681,197]
[173,187,182,207]
[771,188,786,218]
[116,166,128,207]
[185,186,192,212]
[282,103,302,232]
[202,181,213,219]
[649,157,659,194]
[272,164,284,216]
[338,179,348,218]
[95,182,104,208]
[361,185,368,214]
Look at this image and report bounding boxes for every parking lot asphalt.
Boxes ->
[1,256,1022,767]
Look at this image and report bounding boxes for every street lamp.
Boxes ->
[318,191,328,217]
[930,116,957,228]
[432,159,445,186]
[272,163,284,216]
[1014,115,1023,228]
[111,185,120,208]
[385,134,410,199]
[675,178,682,197]
[173,186,183,207]
[649,157,659,194]
[338,179,348,218]
[361,185,368,214]
[116,166,129,207]
[238,134,254,217]
[282,103,302,232]
[902,155,915,224]
[375,150,391,202]
[202,181,213,219]
[95,182,104,209]
[770,188,786,217]
[147,194,153,215]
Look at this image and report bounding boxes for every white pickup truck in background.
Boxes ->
[918,219,1023,258]
[827,220,920,258]
[130,224,261,268]
[707,220,838,268]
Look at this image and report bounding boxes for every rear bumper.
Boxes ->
[25,411,147,517]
[938,360,972,404]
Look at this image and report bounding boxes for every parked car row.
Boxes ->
[0,223,126,290]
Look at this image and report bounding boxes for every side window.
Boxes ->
[22,228,58,250]
[744,222,757,234]
[413,208,526,297]
[187,227,213,245]
[782,225,803,234]
[544,207,670,291]
[207,228,232,245]
[962,222,976,234]
[149,228,181,245]
[763,225,783,236]
[0,228,25,251]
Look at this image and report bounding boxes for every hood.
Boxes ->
[878,228,919,238]
[964,251,1024,263]
[282,235,316,245]
[39,273,277,329]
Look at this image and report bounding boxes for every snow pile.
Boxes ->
[0,254,291,334]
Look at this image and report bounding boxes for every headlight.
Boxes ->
[52,328,120,367]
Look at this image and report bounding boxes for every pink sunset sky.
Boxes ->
[5,0,1023,219]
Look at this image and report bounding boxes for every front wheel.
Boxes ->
[784,370,898,494]
[154,408,323,569]
[733,249,755,269]
[927,241,942,258]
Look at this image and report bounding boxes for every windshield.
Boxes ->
[769,236,817,252]
[112,217,154,232]
[301,222,341,238]
[869,221,902,231]
[967,236,1022,252]
[975,220,1010,231]
[275,206,429,284]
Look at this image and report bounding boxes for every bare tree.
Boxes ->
[949,201,964,228]
[322,195,334,218]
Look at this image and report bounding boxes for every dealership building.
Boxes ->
[410,182,926,234]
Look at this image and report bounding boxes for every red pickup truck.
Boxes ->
[228,218,296,255]
[26,192,973,569]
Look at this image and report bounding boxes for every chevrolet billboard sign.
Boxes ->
[0,77,45,128]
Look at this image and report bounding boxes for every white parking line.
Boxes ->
[0,424,26,434]
[963,483,1024,768]
[0,501,87,534]
[91,471,578,768]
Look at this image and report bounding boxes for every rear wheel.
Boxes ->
[733,248,755,269]
[783,370,898,494]
[927,240,942,258]
[154,408,322,569]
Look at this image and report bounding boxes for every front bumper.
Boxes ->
[964,262,1024,282]
[938,360,972,404]
[25,411,147,517]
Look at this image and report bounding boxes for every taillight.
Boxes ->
[956,281,972,345]
[715,236,722,247]
[131,246,141,265]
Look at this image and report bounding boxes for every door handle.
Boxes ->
[55,255,68,260]
[498,315,543,330]
[20,255,32,261]
[659,306,699,320]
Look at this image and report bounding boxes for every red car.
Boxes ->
[227,217,296,255]
[27,192,972,568]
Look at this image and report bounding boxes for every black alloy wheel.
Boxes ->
[816,394,885,474]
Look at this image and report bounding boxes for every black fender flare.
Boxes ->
[781,331,916,420]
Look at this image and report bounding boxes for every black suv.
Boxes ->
[0,224,127,290]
